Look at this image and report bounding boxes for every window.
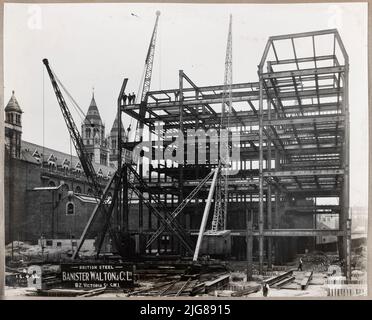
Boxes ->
[48,180,56,187]
[61,184,69,193]
[46,240,52,246]
[75,186,82,193]
[62,158,70,170]
[32,150,41,162]
[112,139,117,149]
[85,128,91,138]
[75,162,82,173]
[161,235,170,244]
[56,242,62,247]
[66,202,75,215]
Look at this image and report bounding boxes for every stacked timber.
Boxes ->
[231,285,261,297]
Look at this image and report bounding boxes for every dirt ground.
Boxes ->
[4,243,367,299]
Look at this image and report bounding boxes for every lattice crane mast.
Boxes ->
[211,14,233,232]
[126,11,161,203]
[129,10,161,144]
[43,59,116,259]
[139,10,161,104]
[43,59,102,196]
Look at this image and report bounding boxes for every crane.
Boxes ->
[126,10,161,151]
[139,10,161,104]
[43,59,102,197]
[42,59,119,259]
[210,14,233,232]
[125,11,161,208]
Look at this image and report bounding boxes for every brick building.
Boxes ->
[4,91,121,245]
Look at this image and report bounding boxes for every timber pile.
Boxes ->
[301,253,333,272]
[28,286,106,297]
[129,271,230,297]
[264,270,294,287]
[271,276,296,289]
[129,277,199,297]
[128,282,173,296]
[204,274,230,293]
[231,285,261,297]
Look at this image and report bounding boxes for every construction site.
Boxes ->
[4,11,368,298]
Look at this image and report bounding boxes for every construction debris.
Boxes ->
[264,270,294,287]
[231,285,261,297]
[300,271,313,290]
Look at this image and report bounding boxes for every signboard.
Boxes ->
[61,264,134,289]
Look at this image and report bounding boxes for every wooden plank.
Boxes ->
[265,270,293,286]
[231,285,261,297]
[204,274,230,293]
[301,271,313,290]
[272,276,295,288]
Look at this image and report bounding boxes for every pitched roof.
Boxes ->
[84,93,103,126]
[5,91,23,113]
[21,140,117,177]
[110,112,125,135]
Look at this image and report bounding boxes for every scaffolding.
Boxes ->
[118,29,351,279]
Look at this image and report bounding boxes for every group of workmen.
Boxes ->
[123,92,136,105]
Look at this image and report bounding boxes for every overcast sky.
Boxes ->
[3,2,368,208]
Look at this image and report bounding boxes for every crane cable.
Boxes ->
[49,65,94,127]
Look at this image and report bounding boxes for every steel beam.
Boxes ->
[193,167,219,261]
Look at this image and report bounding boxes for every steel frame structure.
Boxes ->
[118,29,352,279]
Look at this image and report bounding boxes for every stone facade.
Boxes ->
[4,92,118,244]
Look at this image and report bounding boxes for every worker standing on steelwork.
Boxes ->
[262,282,269,297]
[128,93,132,105]
[123,93,128,105]
[132,92,136,104]
[297,257,303,271]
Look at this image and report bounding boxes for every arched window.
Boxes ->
[61,184,69,193]
[62,158,70,170]
[87,188,93,195]
[111,139,117,149]
[66,202,75,215]
[85,128,91,138]
[75,186,82,193]
[75,162,82,174]
[48,180,56,187]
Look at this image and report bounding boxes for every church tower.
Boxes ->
[4,91,23,158]
[108,112,126,168]
[81,92,109,166]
